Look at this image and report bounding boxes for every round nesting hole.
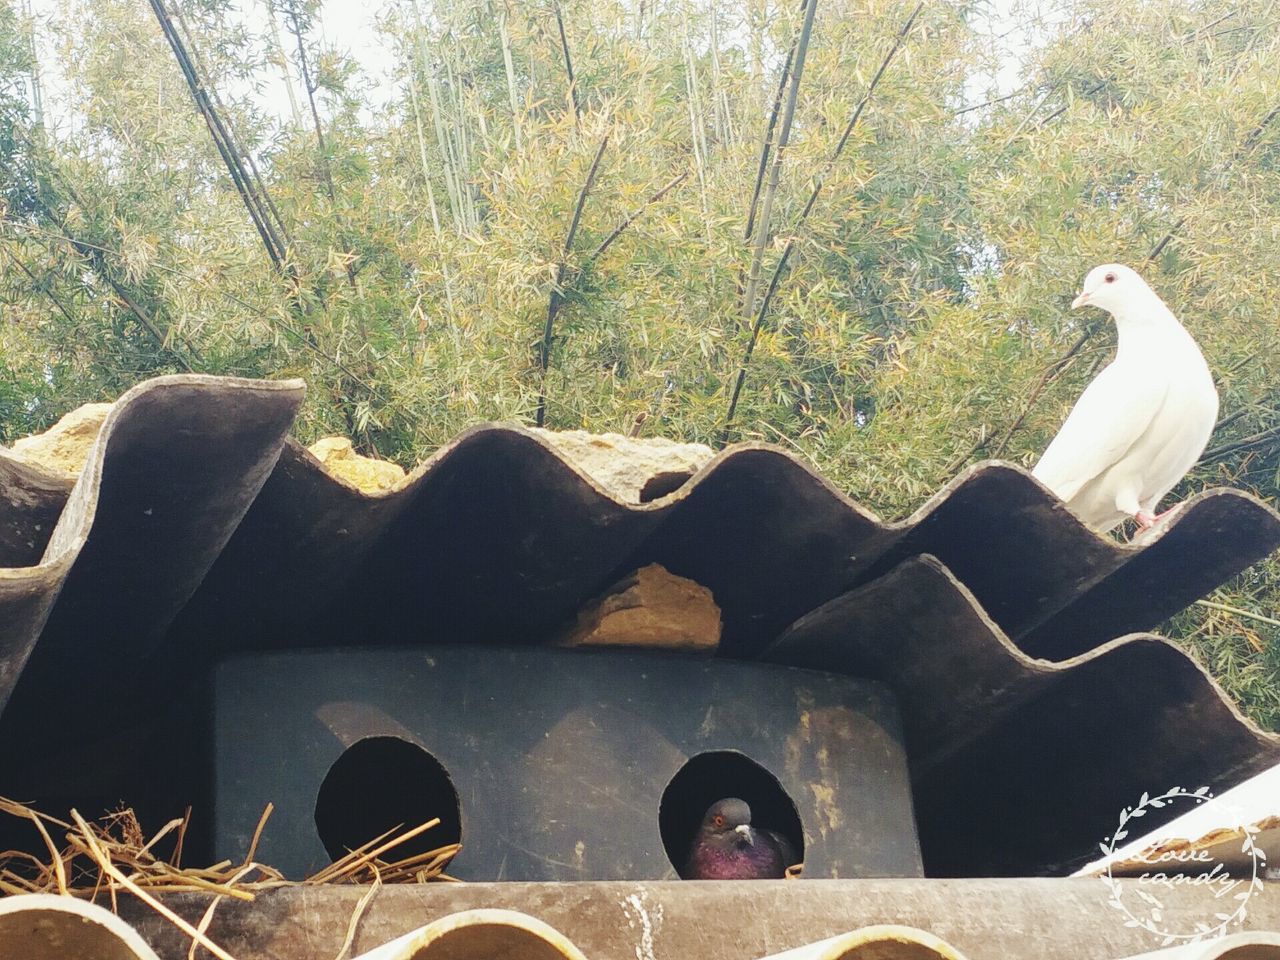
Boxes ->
[315,736,462,863]
[639,471,695,503]
[659,749,804,878]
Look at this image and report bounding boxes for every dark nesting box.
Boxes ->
[213,645,921,880]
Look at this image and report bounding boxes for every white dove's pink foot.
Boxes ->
[1137,504,1185,529]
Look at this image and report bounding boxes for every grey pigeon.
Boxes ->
[682,798,798,880]
[1033,263,1219,533]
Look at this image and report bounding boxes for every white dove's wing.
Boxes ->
[1032,361,1167,503]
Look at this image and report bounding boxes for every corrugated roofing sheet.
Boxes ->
[1,374,1279,877]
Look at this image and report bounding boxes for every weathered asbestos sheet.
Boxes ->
[1119,934,1280,959]
[8,885,1280,960]
[765,557,1280,875]
[0,376,305,721]
[0,374,1278,877]
[112,881,1280,960]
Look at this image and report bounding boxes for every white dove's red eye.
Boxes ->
[1104,272,1117,283]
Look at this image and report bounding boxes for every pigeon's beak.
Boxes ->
[1071,290,1090,310]
[734,825,753,841]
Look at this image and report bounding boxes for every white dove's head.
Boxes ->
[1071,263,1157,315]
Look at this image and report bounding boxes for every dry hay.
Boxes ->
[0,797,461,960]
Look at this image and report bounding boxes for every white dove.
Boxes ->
[1032,263,1218,534]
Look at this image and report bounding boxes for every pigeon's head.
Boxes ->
[1071,263,1153,315]
[699,798,754,844]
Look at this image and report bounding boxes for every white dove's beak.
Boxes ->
[1071,290,1090,309]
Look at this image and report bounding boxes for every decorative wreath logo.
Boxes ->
[1100,786,1267,946]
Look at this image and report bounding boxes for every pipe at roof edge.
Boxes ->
[0,893,162,960]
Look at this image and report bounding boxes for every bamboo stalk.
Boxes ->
[0,241,79,326]
[149,0,288,270]
[723,241,795,444]
[748,0,764,91]
[724,1,923,441]
[1195,599,1280,628]
[4,122,205,368]
[408,75,459,325]
[682,10,712,244]
[37,203,199,370]
[409,0,465,229]
[553,1,581,124]
[170,2,296,255]
[951,88,1021,117]
[981,322,1100,462]
[498,7,522,150]
[20,0,43,128]
[680,6,713,159]
[820,3,924,167]
[426,72,464,229]
[708,0,722,142]
[1225,0,1279,84]
[263,0,303,126]
[409,77,445,237]
[1035,79,1106,129]
[536,135,610,427]
[443,54,466,215]
[286,4,334,200]
[744,17,800,244]
[707,0,733,147]
[739,0,817,329]
[146,0,334,364]
[444,49,479,229]
[1202,423,1280,463]
[285,2,357,286]
[590,171,689,261]
[520,168,687,416]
